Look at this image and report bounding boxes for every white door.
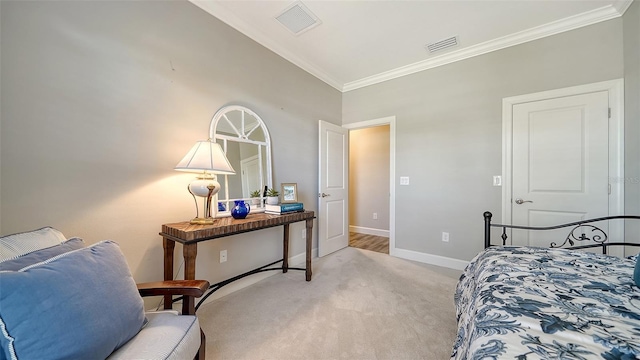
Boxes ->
[318,120,349,257]
[241,155,260,198]
[511,91,609,247]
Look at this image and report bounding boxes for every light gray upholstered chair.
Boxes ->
[0,228,209,360]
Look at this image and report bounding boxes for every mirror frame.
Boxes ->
[209,105,272,216]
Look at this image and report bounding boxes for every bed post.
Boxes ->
[484,211,492,248]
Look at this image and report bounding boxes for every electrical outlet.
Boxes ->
[373,212,378,220]
[442,232,450,242]
[301,229,306,239]
[220,250,227,263]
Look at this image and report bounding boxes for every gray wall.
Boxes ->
[343,19,625,262]
[1,0,636,281]
[624,2,640,244]
[349,125,390,232]
[0,0,341,299]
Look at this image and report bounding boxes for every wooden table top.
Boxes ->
[161,211,315,243]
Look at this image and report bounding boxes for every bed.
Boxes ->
[451,212,640,360]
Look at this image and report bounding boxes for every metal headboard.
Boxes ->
[483,211,640,254]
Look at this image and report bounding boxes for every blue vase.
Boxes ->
[231,200,250,219]
[218,202,226,211]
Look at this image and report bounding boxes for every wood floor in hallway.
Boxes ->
[349,232,389,254]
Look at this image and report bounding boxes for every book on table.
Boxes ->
[265,202,304,214]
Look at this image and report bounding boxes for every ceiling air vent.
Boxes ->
[275,1,321,36]
[426,36,459,54]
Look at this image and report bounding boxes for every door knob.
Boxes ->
[319,193,330,198]
[515,198,533,204]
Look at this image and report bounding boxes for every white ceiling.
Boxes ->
[191,0,633,92]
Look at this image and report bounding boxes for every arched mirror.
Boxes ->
[210,105,272,216]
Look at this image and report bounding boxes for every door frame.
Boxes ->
[343,116,397,256]
[502,79,624,244]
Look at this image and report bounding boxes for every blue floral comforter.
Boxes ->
[452,246,640,359]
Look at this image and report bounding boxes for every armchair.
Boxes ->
[0,228,210,360]
[108,279,210,360]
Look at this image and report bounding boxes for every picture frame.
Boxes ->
[281,183,298,203]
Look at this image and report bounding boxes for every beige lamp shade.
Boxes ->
[174,140,236,175]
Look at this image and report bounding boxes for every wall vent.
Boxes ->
[426,36,459,53]
[275,1,321,36]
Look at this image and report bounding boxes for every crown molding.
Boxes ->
[189,1,629,94]
[343,4,626,92]
[189,0,343,91]
[612,0,634,15]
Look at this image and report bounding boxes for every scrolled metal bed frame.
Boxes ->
[484,211,640,253]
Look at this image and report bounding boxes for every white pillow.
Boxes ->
[0,227,67,262]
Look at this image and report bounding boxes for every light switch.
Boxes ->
[493,176,502,186]
[400,177,410,185]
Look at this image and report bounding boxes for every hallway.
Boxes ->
[348,232,389,254]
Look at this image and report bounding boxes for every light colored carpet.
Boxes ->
[197,247,459,360]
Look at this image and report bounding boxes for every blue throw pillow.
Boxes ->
[0,240,146,360]
[0,237,85,271]
[634,256,640,287]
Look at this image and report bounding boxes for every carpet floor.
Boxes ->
[197,247,459,360]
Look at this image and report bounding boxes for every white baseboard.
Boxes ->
[349,225,390,237]
[198,247,318,305]
[289,247,318,267]
[392,248,469,271]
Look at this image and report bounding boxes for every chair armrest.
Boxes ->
[137,280,210,315]
[137,280,209,298]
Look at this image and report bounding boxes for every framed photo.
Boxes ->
[281,183,298,203]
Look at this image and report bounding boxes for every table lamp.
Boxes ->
[175,140,236,224]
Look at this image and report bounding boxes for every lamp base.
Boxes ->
[187,175,221,222]
[190,217,215,225]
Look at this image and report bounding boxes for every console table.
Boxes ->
[160,211,315,309]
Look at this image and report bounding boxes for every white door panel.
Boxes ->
[318,120,349,257]
[325,200,346,239]
[527,107,584,192]
[326,131,346,189]
[512,91,609,246]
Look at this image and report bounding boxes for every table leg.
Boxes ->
[283,224,290,273]
[163,237,175,310]
[183,243,198,280]
[305,218,313,281]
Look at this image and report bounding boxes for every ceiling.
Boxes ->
[191,0,633,92]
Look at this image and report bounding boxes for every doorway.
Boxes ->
[502,79,624,254]
[318,116,396,257]
[348,125,391,254]
[344,116,396,256]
